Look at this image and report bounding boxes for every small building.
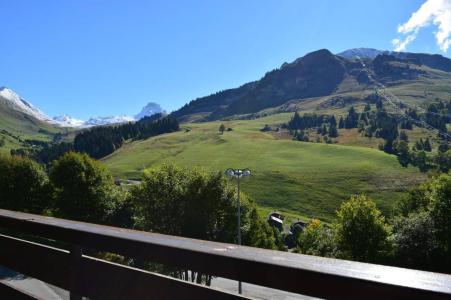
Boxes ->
[267,212,284,231]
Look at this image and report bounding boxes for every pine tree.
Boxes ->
[321,124,328,136]
[338,116,345,129]
[423,138,432,152]
[345,107,359,129]
[414,139,424,151]
[400,131,409,142]
[329,123,338,138]
[376,99,383,110]
[383,139,395,154]
[438,143,449,153]
[329,115,337,127]
[396,140,410,167]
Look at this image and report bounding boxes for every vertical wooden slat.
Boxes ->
[70,245,83,300]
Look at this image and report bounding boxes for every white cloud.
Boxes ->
[393,0,451,52]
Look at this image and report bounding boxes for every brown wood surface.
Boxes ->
[0,234,249,300]
[0,209,450,299]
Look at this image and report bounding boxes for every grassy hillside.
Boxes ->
[0,99,71,152]
[103,114,425,223]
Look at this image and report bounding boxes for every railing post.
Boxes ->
[70,245,82,300]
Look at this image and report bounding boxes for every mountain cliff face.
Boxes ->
[171,48,451,121]
[173,49,346,120]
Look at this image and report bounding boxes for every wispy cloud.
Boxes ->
[392,0,451,52]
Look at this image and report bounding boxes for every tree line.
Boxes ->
[286,112,338,143]
[11,114,179,163]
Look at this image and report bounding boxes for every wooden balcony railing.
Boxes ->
[0,209,450,299]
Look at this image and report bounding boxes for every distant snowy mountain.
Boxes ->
[337,48,384,59]
[84,115,135,126]
[52,115,85,127]
[135,102,165,120]
[0,87,54,123]
[1,86,166,128]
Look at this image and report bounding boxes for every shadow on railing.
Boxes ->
[0,209,450,300]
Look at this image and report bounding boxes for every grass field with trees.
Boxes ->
[102,114,424,222]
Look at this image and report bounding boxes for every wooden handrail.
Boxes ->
[0,209,450,299]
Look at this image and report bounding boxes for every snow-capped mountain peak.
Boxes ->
[0,86,53,123]
[84,115,135,126]
[52,115,85,127]
[135,102,165,120]
[1,87,165,128]
[337,48,384,59]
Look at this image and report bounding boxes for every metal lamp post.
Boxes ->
[225,168,251,295]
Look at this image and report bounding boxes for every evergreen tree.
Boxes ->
[396,140,410,167]
[423,138,432,152]
[329,115,337,127]
[364,103,371,112]
[345,107,359,129]
[438,143,449,153]
[399,130,409,142]
[338,116,345,129]
[376,99,384,110]
[414,139,424,151]
[329,123,338,138]
[321,124,328,136]
[410,150,431,172]
[383,139,395,154]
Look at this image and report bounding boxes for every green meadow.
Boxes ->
[103,114,424,223]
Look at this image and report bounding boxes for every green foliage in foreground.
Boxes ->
[392,173,451,272]
[131,164,275,248]
[129,164,276,284]
[294,174,451,274]
[0,152,449,274]
[50,152,124,223]
[335,194,391,262]
[0,154,50,214]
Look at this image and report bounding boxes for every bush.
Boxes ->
[334,195,391,262]
[298,219,337,257]
[0,154,51,214]
[393,212,441,270]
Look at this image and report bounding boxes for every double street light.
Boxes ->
[225,168,251,295]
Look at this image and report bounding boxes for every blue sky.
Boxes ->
[0,0,448,119]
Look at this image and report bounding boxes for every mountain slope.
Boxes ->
[0,88,64,150]
[171,49,451,122]
[173,49,346,121]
